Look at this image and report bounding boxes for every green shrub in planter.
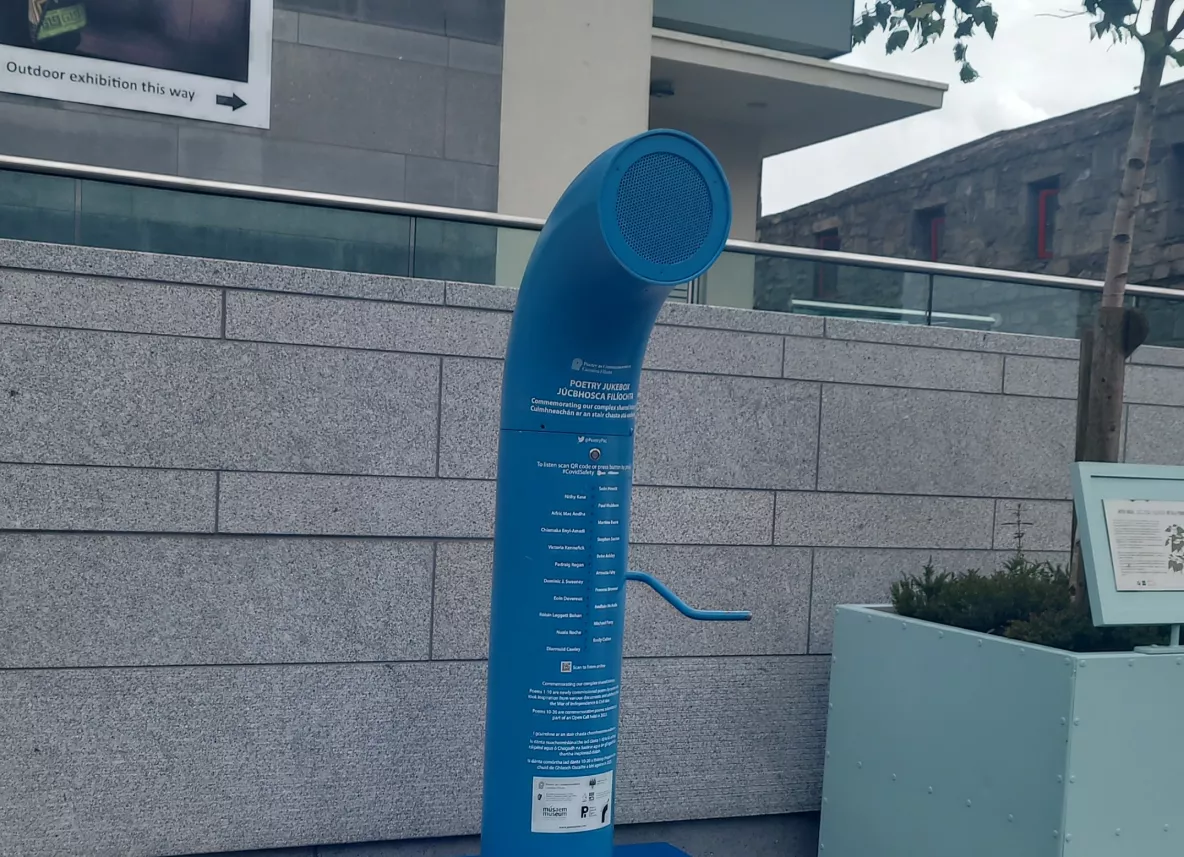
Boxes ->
[891,555,1169,652]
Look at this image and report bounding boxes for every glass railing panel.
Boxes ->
[931,274,1097,338]
[413,218,499,284]
[753,254,930,324]
[0,169,77,244]
[493,226,538,289]
[1136,294,1184,348]
[77,180,412,276]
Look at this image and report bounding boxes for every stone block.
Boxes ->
[225,290,509,358]
[774,492,994,549]
[437,357,501,480]
[440,0,505,43]
[218,473,495,537]
[0,662,487,856]
[1125,404,1184,465]
[1134,345,1184,369]
[298,15,449,65]
[448,39,502,74]
[817,386,1075,500]
[0,271,221,337]
[643,325,783,377]
[0,98,178,174]
[657,301,824,337]
[0,463,215,532]
[634,374,819,490]
[783,337,1003,393]
[0,534,433,667]
[1126,362,1184,407]
[444,70,501,166]
[992,499,1073,552]
[404,157,499,211]
[270,42,447,157]
[431,541,811,660]
[626,545,811,656]
[273,8,300,42]
[0,656,819,855]
[616,656,828,822]
[824,317,1079,359]
[0,240,444,304]
[1003,355,1079,399]
[357,0,447,35]
[631,487,774,545]
[177,128,408,201]
[430,540,492,660]
[0,327,440,475]
[809,548,1011,653]
[444,282,517,311]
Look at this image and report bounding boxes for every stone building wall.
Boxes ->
[758,80,1184,298]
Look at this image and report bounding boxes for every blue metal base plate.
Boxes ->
[465,845,690,856]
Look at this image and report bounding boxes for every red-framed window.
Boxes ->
[1029,178,1060,259]
[814,229,840,299]
[917,207,945,262]
[1037,188,1058,259]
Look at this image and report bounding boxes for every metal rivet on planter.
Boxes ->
[1057,776,1063,783]
[1074,718,1080,726]
[966,800,972,808]
[1116,829,1122,837]
[928,787,934,794]
[1008,815,1015,823]
[1069,776,1076,784]
[1066,834,1072,843]
[857,762,862,769]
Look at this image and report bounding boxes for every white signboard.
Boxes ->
[1103,499,1184,592]
[0,0,272,128]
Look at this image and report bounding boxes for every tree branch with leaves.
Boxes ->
[854,0,1184,608]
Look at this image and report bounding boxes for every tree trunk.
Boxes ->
[1072,1,1173,608]
[1083,12,1170,457]
[1101,1,1173,307]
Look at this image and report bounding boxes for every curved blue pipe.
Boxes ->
[624,571,753,622]
[480,130,732,857]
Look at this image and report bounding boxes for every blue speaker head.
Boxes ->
[499,129,733,435]
[599,130,732,285]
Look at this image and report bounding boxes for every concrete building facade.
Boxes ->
[4,239,1184,857]
[0,0,946,310]
[758,80,1184,291]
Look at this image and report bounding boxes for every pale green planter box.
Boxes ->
[819,606,1184,857]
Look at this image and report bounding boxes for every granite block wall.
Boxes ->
[2,239,1184,857]
[0,3,502,210]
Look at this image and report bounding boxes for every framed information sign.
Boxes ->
[1073,462,1184,626]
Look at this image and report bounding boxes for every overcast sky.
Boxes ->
[761,0,1184,216]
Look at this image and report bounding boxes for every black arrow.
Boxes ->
[216,93,246,111]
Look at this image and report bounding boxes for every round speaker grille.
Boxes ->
[614,152,713,267]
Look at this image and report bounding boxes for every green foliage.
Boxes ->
[852,0,1169,84]
[891,553,1169,652]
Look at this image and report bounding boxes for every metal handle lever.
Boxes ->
[625,571,752,622]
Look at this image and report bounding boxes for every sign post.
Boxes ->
[478,130,744,857]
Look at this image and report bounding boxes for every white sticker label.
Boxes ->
[531,772,614,833]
